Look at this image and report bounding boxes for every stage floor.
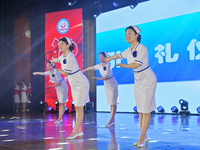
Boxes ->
[0,112,200,150]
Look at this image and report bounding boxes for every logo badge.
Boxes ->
[57,18,70,34]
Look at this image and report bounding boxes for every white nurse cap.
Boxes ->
[65,37,72,46]
[104,52,109,57]
[132,26,141,34]
[48,60,55,67]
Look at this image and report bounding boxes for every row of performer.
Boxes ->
[14,81,31,112]
[33,25,157,148]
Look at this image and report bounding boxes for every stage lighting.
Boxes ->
[113,1,119,7]
[54,100,59,105]
[71,100,75,112]
[65,107,68,111]
[197,106,200,113]
[40,101,48,113]
[54,100,59,111]
[93,0,102,18]
[68,0,77,6]
[157,106,164,113]
[133,106,137,113]
[130,0,138,9]
[179,99,188,110]
[47,106,54,113]
[171,106,178,113]
[179,99,190,115]
[94,11,101,18]
[85,102,94,112]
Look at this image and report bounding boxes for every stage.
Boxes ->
[0,112,200,150]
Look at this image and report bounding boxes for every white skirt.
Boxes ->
[21,92,27,103]
[14,94,20,103]
[104,77,118,105]
[55,80,68,103]
[68,71,90,107]
[134,67,157,113]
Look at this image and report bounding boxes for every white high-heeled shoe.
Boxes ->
[133,142,138,146]
[54,119,63,124]
[137,143,144,148]
[67,134,78,140]
[105,122,115,127]
[77,131,83,138]
[133,138,148,147]
[145,138,149,145]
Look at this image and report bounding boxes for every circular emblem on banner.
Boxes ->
[57,18,70,34]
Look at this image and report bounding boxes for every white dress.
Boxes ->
[120,42,157,113]
[93,63,118,105]
[21,84,27,103]
[57,51,90,107]
[44,69,68,103]
[14,85,20,103]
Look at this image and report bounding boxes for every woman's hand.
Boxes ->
[91,77,97,79]
[104,57,111,62]
[47,85,53,88]
[51,57,57,63]
[33,72,37,75]
[82,69,85,73]
[56,69,62,72]
[116,63,125,67]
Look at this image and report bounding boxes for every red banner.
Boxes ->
[45,8,82,112]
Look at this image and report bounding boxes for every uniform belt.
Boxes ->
[134,66,149,73]
[107,76,113,80]
[68,69,80,75]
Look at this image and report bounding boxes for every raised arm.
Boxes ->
[56,69,69,76]
[82,66,94,73]
[47,81,61,88]
[117,62,140,69]
[91,76,107,81]
[33,72,45,75]
[104,54,121,62]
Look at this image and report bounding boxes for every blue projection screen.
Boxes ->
[96,0,200,114]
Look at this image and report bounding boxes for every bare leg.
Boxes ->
[57,103,65,121]
[23,103,26,110]
[138,113,151,144]
[68,106,84,137]
[16,103,19,111]
[107,105,117,124]
[138,113,147,139]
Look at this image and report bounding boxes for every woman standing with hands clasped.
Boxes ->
[33,61,68,124]
[21,81,27,112]
[104,26,157,148]
[51,37,90,140]
[82,51,118,127]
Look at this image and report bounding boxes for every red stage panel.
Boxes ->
[45,9,82,112]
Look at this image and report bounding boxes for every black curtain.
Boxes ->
[29,2,45,112]
[0,0,15,114]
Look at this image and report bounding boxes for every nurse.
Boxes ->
[21,81,27,112]
[51,37,90,140]
[82,51,118,127]
[27,81,31,111]
[104,26,157,148]
[14,80,20,112]
[33,61,68,124]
